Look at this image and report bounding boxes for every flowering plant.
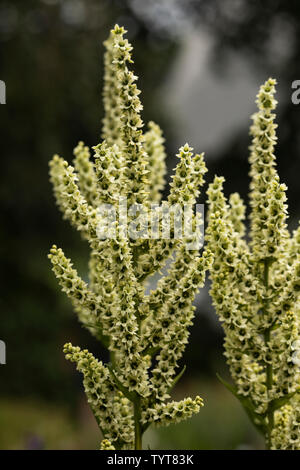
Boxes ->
[48,25,212,450]
[206,78,300,450]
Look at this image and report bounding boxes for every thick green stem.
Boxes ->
[133,397,143,450]
[263,259,274,449]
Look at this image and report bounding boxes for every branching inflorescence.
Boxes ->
[206,78,300,450]
[48,25,212,450]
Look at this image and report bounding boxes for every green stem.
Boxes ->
[263,259,274,450]
[133,397,143,450]
[110,351,115,369]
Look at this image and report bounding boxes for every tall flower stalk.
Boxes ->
[48,25,212,450]
[206,78,300,450]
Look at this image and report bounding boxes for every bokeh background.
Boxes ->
[1,0,300,449]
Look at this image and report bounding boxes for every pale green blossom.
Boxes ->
[49,24,211,450]
[206,78,300,450]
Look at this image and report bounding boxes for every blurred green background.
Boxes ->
[1,0,299,449]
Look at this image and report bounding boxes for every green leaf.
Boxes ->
[168,365,186,392]
[82,322,110,347]
[269,390,300,412]
[108,363,136,402]
[216,373,266,435]
[141,344,160,357]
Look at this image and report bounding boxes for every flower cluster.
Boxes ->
[206,78,300,449]
[271,396,300,450]
[142,396,203,428]
[64,343,134,448]
[49,25,212,450]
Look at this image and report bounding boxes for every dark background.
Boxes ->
[0,0,299,449]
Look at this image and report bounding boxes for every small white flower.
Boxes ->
[291,339,300,351]
[291,344,300,367]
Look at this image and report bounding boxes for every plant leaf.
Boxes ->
[168,365,186,392]
[269,390,300,412]
[216,373,266,435]
[108,363,136,402]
